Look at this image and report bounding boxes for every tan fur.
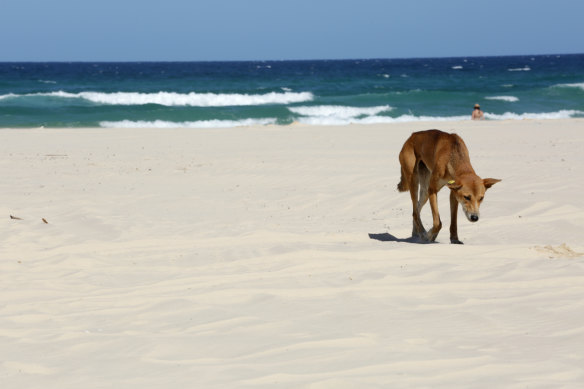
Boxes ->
[398,129,500,244]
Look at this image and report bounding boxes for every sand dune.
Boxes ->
[1,119,584,388]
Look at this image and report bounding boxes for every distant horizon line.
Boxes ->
[1,52,583,63]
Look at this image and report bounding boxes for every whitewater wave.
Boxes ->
[0,93,18,100]
[451,66,463,70]
[484,110,583,120]
[485,96,519,102]
[293,110,583,126]
[287,105,491,125]
[289,105,395,125]
[100,118,278,128]
[553,82,584,91]
[294,113,469,126]
[289,104,584,125]
[508,66,531,72]
[98,110,583,128]
[2,90,314,107]
[289,105,392,119]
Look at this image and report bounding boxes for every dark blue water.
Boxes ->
[1,54,583,128]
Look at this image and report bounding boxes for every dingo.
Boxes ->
[397,129,500,244]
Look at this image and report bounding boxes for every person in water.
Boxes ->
[472,104,484,120]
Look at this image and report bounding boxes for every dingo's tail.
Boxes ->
[397,169,408,192]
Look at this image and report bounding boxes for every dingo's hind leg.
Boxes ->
[399,139,427,240]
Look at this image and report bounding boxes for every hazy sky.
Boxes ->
[2,0,583,61]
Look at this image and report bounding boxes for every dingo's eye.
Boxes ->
[479,196,484,202]
[464,195,471,201]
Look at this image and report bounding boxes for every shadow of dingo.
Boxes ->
[368,232,437,244]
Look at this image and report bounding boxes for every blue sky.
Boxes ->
[2,0,583,61]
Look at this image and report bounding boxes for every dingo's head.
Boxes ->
[448,176,500,222]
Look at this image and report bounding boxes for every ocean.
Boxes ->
[1,54,583,128]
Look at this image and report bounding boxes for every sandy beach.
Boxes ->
[2,119,584,388]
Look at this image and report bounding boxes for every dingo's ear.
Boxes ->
[447,180,462,191]
[483,178,501,189]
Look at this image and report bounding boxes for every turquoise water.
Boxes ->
[1,54,583,128]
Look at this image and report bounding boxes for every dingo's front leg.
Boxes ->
[449,190,463,244]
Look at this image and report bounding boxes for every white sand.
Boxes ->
[1,119,584,388]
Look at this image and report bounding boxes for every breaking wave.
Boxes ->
[285,104,584,125]
[484,110,583,120]
[289,105,392,119]
[289,105,395,124]
[294,113,469,126]
[553,82,584,91]
[485,96,519,102]
[100,118,278,128]
[99,110,583,128]
[0,93,17,100]
[2,90,314,107]
[290,109,583,126]
[508,66,531,72]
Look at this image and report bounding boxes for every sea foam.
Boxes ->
[554,82,584,91]
[289,105,394,125]
[21,91,314,107]
[289,105,392,119]
[484,110,583,120]
[290,107,468,125]
[100,118,277,128]
[295,114,472,125]
[294,110,583,125]
[100,111,583,128]
[0,93,17,100]
[485,96,519,102]
[508,66,531,72]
